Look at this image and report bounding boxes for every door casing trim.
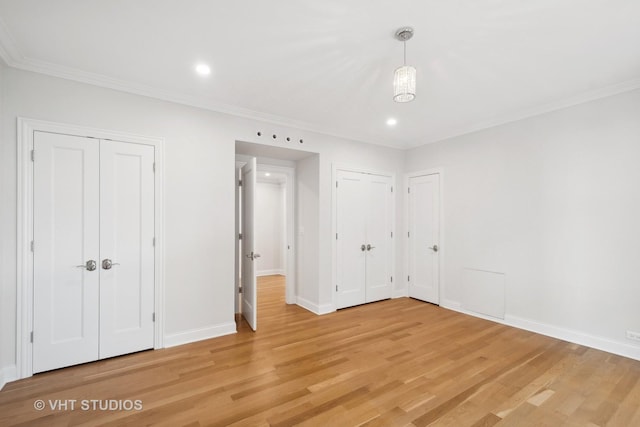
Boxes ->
[16,117,165,379]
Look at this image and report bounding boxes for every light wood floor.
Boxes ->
[1,275,639,426]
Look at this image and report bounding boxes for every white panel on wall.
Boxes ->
[461,268,506,320]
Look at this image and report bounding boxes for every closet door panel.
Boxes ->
[336,170,367,309]
[99,140,155,358]
[32,132,100,373]
[365,174,393,303]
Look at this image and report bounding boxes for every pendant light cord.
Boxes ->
[403,40,407,66]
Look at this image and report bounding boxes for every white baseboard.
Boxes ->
[296,297,335,315]
[441,298,461,309]
[393,287,409,298]
[164,322,237,348]
[257,269,285,277]
[440,299,640,361]
[505,314,640,362]
[1,365,17,390]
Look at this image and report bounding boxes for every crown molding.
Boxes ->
[408,77,640,148]
[0,25,394,149]
[1,17,639,151]
[0,16,22,66]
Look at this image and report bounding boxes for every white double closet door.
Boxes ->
[33,131,155,373]
[336,170,393,309]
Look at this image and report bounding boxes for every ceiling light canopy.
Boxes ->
[393,27,416,103]
[386,118,397,126]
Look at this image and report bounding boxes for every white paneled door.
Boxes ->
[336,170,393,309]
[33,131,155,373]
[99,140,155,359]
[241,158,258,331]
[33,132,100,373]
[408,173,440,304]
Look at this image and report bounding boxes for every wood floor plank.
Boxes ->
[1,274,639,426]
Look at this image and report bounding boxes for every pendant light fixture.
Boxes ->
[393,27,416,103]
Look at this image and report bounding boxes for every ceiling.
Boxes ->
[0,1,639,149]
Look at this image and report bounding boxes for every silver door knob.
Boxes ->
[361,244,366,251]
[253,253,261,259]
[77,260,97,271]
[367,244,376,251]
[429,245,439,252]
[102,259,120,270]
[245,252,261,261]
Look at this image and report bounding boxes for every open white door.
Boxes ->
[241,158,258,330]
[408,173,440,304]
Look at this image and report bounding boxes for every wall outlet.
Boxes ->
[626,330,640,342]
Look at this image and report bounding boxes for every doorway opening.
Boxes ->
[234,141,315,331]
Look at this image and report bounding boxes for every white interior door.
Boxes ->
[336,170,367,309]
[33,132,156,373]
[241,158,258,330]
[99,140,155,358]
[33,131,100,373]
[365,174,393,303]
[408,173,440,304]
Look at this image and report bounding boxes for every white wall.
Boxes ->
[255,182,285,276]
[405,89,640,360]
[0,66,406,380]
[296,155,321,310]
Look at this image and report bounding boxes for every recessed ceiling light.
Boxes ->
[195,64,211,76]
[386,118,398,126]
[265,172,271,177]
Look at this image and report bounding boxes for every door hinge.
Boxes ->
[30,331,33,343]
[239,233,243,240]
[336,181,338,188]
[408,231,410,238]
[391,186,393,193]
[153,162,156,173]
[30,241,34,252]
[336,233,338,240]
[239,180,243,187]
[152,237,156,246]
[152,312,156,322]
[31,150,35,162]
[408,187,411,194]
[336,285,338,292]
[390,276,393,283]
[239,286,243,294]
[408,275,410,282]
[391,231,393,238]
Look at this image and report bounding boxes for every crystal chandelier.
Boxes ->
[393,27,416,103]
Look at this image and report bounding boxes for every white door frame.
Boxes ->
[331,163,396,311]
[404,168,444,301]
[16,117,165,379]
